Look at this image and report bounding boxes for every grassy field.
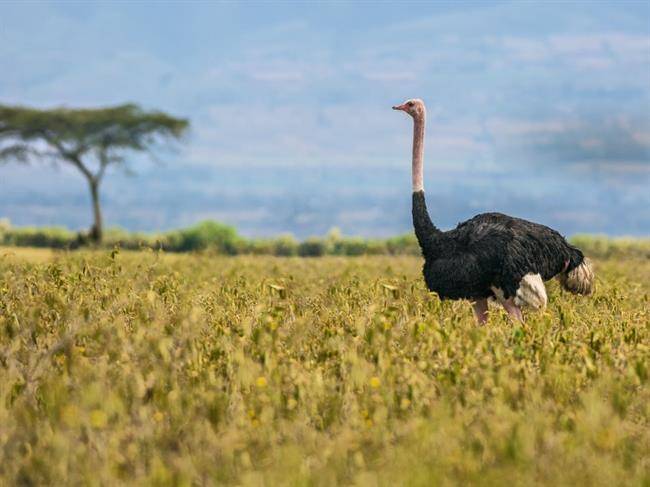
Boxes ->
[0,248,648,485]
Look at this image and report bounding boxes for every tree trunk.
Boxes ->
[88,178,103,243]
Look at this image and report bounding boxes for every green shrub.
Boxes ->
[364,239,389,255]
[103,227,163,250]
[332,237,368,256]
[298,237,328,257]
[272,234,299,256]
[3,226,76,248]
[164,220,241,253]
[385,234,420,255]
[243,235,299,256]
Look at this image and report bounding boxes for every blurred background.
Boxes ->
[1,0,649,239]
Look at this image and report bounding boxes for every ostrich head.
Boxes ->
[392,98,425,119]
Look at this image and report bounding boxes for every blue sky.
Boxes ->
[1,1,649,237]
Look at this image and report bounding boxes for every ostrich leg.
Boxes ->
[501,298,523,322]
[472,299,489,324]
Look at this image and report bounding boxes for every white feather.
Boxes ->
[491,273,547,310]
[515,273,547,310]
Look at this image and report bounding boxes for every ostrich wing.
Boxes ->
[451,212,583,299]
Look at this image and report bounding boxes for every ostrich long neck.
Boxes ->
[412,113,425,192]
[411,109,441,255]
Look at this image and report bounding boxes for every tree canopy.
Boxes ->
[0,103,188,167]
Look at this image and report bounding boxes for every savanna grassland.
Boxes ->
[0,247,648,486]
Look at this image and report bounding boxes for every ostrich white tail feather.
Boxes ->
[559,257,594,295]
[491,273,547,310]
[514,273,547,310]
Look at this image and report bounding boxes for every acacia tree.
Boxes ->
[0,104,188,243]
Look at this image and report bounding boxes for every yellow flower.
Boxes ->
[369,376,381,389]
[89,409,107,429]
[153,411,164,422]
[256,376,268,388]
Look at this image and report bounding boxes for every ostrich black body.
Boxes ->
[412,191,585,301]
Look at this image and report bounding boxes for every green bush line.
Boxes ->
[1,219,648,258]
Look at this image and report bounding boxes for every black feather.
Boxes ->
[412,191,585,301]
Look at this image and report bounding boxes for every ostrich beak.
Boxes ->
[392,103,407,111]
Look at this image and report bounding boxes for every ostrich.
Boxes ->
[392,98,594,323]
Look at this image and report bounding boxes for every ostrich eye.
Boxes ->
[407,101,414,107]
